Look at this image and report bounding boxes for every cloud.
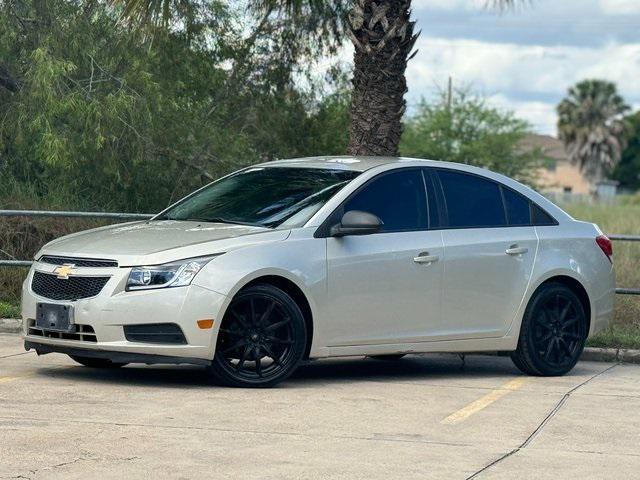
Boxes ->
[599,0,640,14]
[412,0,486,10]
[408,37,640,97]
[488,94,558,135]
[404,36,640,134]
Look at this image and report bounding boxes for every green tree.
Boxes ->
[0,0,350,212]
[612,112,640,191]
[557,79,630,182]
[116,0,527,157]
[401,89,541,184]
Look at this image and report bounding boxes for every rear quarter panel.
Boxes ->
[515,221,615,338]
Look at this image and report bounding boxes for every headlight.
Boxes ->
[126,256,218,291]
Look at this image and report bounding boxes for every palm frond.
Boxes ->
[487,0,532,11]
[557,79,630,180]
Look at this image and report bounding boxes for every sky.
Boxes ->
[397,0,640,136]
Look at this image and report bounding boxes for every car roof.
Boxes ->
[254,156,442,172]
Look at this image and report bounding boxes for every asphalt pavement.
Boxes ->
[1,333,639,479]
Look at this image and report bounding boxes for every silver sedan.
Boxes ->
[21,157,615,387]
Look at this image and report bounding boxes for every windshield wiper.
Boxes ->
[182,217,264,227]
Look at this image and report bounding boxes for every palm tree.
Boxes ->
[557,80,630,181]
[346,0,417,155]
[346,0,521,156]
[117,0,525,156]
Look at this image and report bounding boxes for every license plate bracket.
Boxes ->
[36,303,75,332]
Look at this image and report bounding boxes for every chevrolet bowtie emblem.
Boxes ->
[53,264,75,279]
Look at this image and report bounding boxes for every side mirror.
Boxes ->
[330,210,383,237]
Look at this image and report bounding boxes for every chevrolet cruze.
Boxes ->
[22,157,615,387]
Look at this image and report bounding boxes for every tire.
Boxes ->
[70,355,128,369]
[208,284,307,388]
[367,354,406,361]
[511,282,588,376]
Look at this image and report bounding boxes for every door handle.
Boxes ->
[414,252,439,264]
[506,245,528,256]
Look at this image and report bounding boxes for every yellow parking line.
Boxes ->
[441,377,529,425]
[0,372,36,384]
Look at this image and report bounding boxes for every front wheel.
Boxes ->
[511,282,588,376]
[208,284,307,388]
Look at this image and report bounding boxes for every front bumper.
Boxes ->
[24,340,211,366]
[21,262,229,362]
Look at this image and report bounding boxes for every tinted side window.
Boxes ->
[532,204,556,226]
[502,187,531,226]
[344,170,427,232]
[438,170,506,228]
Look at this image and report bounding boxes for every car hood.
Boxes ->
[37,220,290,267]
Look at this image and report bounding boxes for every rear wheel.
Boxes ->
[209,284,307,388]
[70,355,127,369]
[511,282,588,376]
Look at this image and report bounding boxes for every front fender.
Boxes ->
[192,230,327,353]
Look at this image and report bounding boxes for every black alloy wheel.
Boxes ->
[69,355,128,368]
[209,284,307,387]
[511,282,588,376]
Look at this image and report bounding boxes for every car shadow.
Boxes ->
[36,353,529,388]
[293,354,521,383]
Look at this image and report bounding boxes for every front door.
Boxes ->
[324,169,444,347]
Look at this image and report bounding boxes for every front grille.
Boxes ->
[27,319,97,342]
[124,323,187,344]
[39,255,118,268]
[31,271,110,300]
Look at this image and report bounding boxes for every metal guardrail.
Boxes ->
[0,209,153,220]
[0,209,152,268]
[0,209,638,295]
[0,260,33,267]
[609,234,640,242]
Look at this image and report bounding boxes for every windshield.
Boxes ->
[159,167,360,228]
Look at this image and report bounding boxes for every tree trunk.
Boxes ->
[347,0,418,156]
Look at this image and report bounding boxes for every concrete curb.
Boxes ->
[0,318,21,334]
[1,318,639,364]
[582,347,640,365]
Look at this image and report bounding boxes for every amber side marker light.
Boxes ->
[197,319,214,329]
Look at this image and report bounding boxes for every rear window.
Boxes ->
[503,187,531,226]
[436,169,556,228]
[438,170,506,228]
[532,204,556,226]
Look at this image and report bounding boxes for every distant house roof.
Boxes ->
[520,134,568,162]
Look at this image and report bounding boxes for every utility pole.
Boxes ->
[446,76,453,160]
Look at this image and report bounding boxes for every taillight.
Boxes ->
[596,235,613,263]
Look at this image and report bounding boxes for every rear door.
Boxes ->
[433,168,538,339]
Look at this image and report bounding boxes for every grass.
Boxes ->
[562,201,640,350]
[0,301,20,319]
[587,325,640,350]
